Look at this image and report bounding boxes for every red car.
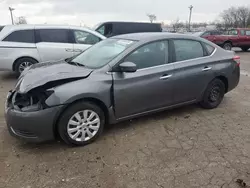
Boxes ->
[200,28,250,51]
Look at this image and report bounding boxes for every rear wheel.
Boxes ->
[222,42,232,51]
[58,101,105,146]
[200,79,225,109]
[241,47,249,52]
[14,57,37,75]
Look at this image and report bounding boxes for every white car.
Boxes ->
[0,25,106,74]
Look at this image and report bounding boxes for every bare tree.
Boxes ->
[220,6,250,29]
[171,18,184,32]
[147,14,157,23]
[15,16,27,24]
[237,6,250,27]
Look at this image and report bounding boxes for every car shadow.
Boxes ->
[12,97,231,152]
[11,103,201,153]
[104,103,201,134]
[0,71,18,81]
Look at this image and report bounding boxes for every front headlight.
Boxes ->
[11,89,54,112]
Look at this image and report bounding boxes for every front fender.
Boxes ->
[45,75,112,108]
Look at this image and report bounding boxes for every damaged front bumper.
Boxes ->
[5,90,63,142]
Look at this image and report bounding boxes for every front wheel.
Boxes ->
[14,57,37,75]
[200,79,225,109]
[222,42,232,51]
[58,101,105,146]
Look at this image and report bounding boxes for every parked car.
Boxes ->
[0,25,106,75]
[5,33,240,146]
[94,21,162,37]
[204,28,250,51]
[192,30,223,39]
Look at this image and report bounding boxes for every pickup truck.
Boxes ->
[203,28,250,51]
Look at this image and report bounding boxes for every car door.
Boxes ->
[35,28,74,62]
[207,31,221,42]
[244,30,250,47]
[0,28,40,70]
[238,29,248,46]
[113,40,175,119]
[171,39,215,104]
[71,29,102,56]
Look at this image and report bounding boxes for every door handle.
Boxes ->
[65,48,73,52]
[160,74,172,80]
[74,49,83,53]
[202,67,212,71]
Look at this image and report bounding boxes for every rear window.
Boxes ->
[36,29,70,43]
[3,29,35,43]
[173,39,204,61]
[246,30,250,36]
[204,43,215,55]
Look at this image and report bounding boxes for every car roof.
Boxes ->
[112,32,206,42]
[0,24,106,40]
[3,24,89,29]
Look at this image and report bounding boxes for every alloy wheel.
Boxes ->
[67,110,100,142]
[223,44,231,51]
[209,86,221,102]
[18,61,33,73]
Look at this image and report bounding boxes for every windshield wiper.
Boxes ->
[67,61,85,67]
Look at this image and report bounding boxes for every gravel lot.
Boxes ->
[1,50,250,188]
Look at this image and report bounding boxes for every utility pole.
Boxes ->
[9,7,15,25]
[188,5,193,32]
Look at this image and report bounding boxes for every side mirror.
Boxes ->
[118,62,137,73]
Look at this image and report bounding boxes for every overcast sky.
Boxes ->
[0,0,249,27]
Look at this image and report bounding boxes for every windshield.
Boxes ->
[97,25,105,35]
[71,38,136,69]
[0,26,4,32]
[92,22,103,30]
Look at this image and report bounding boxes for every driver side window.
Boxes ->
[228,30,238,35]
[124,40,168,69]
[73,30,101,45]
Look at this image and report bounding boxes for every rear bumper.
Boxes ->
[227,65,240,92]
[5,105,63,143]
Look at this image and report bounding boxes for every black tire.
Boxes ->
[222,42,232,51]
[14,57,37,75]
[241,47,249,52]
[200,79,225,109]
[58,101,105,146]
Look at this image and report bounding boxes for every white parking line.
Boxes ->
[241,70,249,76]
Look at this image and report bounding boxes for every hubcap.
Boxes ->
[67,110,100,142]
[19,61,33,73]
[224,44,231,50]
[209,86,220,102]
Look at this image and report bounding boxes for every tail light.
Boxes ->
[233,56,240,66]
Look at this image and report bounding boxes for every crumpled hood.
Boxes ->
[15,60,93,93]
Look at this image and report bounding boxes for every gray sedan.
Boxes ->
[5,33,240,146]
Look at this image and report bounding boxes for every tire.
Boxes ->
[241,47,249,52]
[200,79,225,109]
[58,101,105,146]
[222,42,232,51]
[14,57,37,75]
